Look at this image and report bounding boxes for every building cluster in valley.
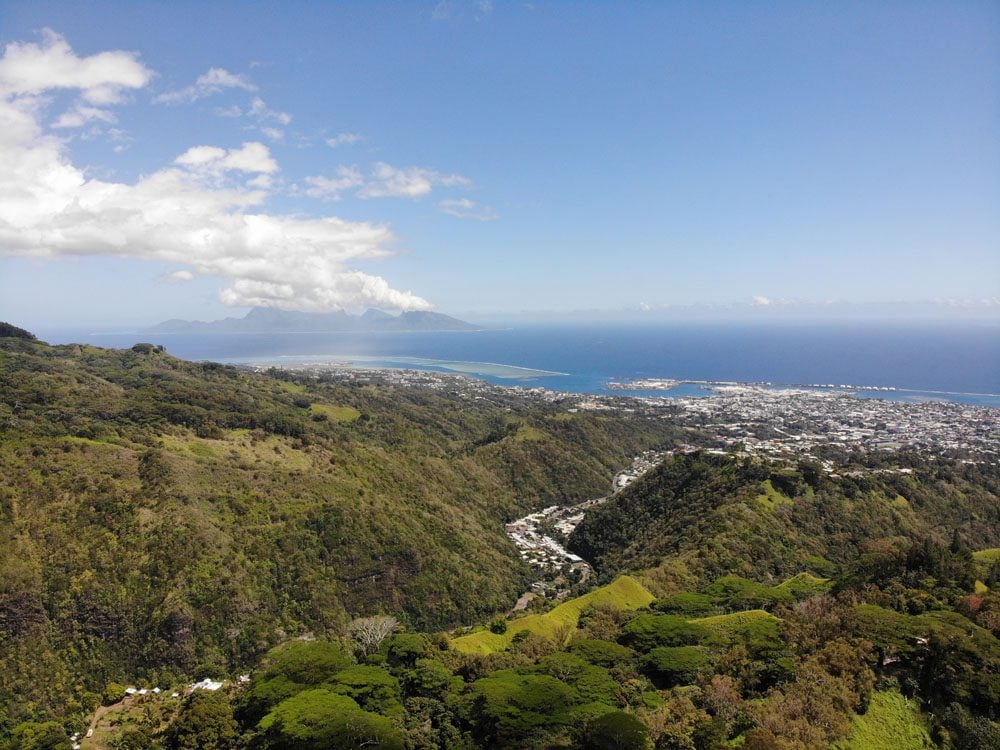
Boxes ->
[504,450,670,603]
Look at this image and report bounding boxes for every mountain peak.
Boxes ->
[145,308,478,333]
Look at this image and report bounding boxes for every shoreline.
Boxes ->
[238,360,1000,410]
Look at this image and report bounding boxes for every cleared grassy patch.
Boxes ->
[187,441,216,458]
[753,479,790,511]
[689,610,779,638]
[61,435,115,447]
[775,572,833,599]
[973,548,1000,580]
[452,576,654,654]
[973,548,1000,564]
[513,425,546,442]
[162,432,312,471]
[548,413,580,422]
[310,403,362,423]
[835,690,933,750]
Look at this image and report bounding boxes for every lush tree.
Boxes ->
[263,641,354,684]
[583,710,650,750]
[403,658,455,698]
[644,646,709,687]
[387,633,429,668]
[256,689,404,750]
[488,616,508,635]
[463,671,577,745]
[163,691,239,750]
[652,593,716,617]
[327,665,403,716]
[619,615,709,652]
[9,722,71,750]
[569,639,636,668]
[108,726,155,750]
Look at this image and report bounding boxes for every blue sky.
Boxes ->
[0,0,997,327]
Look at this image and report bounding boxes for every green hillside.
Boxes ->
[0,333,682,721]
[570,452,1000,594]
[3,331,1000,749]
[451,575,655,654]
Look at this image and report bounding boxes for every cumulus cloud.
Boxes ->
[0,29,152,99]
[0,33,432,312]
[164,270,194,282]
[438,197,497,220]
[175,141,279,174]
[358,162,471,199]
[751,295,772,307]
[326,132,363,148]
[0,29,152,135]
[156,66,256,104]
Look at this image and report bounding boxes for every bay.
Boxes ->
[36,322,1000,407]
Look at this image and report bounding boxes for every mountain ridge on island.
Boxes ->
[145,307,480,333]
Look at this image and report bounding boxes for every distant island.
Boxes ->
[145,307,479,334]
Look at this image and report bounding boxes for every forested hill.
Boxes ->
[0,331,683,719]
[570,451,1000,594]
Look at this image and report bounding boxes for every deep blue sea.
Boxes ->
[37,322,1000,407]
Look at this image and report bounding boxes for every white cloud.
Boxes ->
[174,141,278,174]
[0,30,151,136]
[438,197,498,220]
[214,97,292,140]
[359,162,471,199]
[249,96,291,125]
[156,66,256,104]
[0,29,152,99]
[174,144,227,166]
[164,270,194,282]
[220,142,278,173]
[304,167,364,200]
[326,132,363,148]
[751,295,772,307]
[173,142,278,180]
[52,104,117,129]
[214,104,242,118]
[0,33,432,313]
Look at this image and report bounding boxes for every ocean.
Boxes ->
[36,322,1000,407]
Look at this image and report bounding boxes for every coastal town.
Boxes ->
[240,361,999,606]
[245,362,999,462]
